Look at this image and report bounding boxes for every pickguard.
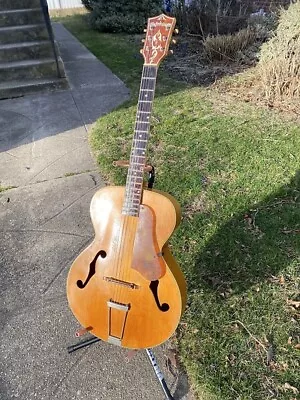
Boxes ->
[131,205,166,281]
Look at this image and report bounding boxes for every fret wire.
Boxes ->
[135,129,149,134]
[124,198,142,203]
[125,190,142,197]
[127,173,144,177]
[124,198,141,203]
[123,204,140,208]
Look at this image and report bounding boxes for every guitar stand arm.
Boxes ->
[113,160,155,189]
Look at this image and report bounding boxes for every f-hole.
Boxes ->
[77,250,106,289]
[149,280,169,312]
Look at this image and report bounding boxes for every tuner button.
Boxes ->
[142,39,145,43]
[172,39,177,44]
[174,28,179,34]
[169,50,174,55]
[144,29,147,33]
[140,49,143,54]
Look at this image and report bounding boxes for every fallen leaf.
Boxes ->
[282,229,300,234]
[283,382,299,395]
[295,344,300,350]
[288,336,293,345]
[287,299,300,308]
[279,275,285,285]
[165,348,178,368]
[269,361,288,372]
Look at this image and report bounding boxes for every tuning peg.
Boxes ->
[169,50,174,55]
[140,49,143,54]
[142,39,145,43]
[172,39,177,44]
[144,29,147,33]
[174,28,179,34]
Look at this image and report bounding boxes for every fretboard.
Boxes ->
[122,65,158,216]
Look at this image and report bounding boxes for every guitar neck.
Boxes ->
[122,65,158,217]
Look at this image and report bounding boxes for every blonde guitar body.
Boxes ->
[67,186,186,349]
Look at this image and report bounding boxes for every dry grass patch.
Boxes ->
[258,1,300,102]
[203,27,257,61]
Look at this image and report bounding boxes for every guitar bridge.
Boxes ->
[104,276,139,289]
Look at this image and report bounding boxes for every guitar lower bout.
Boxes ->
[67,186,186,349]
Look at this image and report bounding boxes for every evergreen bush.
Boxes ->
[85,0,163,34]
[81,0,93,12]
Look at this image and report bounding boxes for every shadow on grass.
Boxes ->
[192,170,300,295]
[179,171,300,399]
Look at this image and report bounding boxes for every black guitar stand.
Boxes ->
[67,165,174,400]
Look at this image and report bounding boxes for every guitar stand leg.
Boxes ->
[67,336,101,353]
[67,338,174,399]
[146,348,174,400]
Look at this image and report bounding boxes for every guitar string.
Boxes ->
[116,67,156,303]
[112,64,149,305]
[115,65,151,305]
[116,65,157,308]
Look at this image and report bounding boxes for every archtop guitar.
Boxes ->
[67,14,187,349]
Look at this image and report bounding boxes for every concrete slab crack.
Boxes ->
[27,143,85,184]
[51,348,89,397]
[5,151,18,159]
[1,229,92,239]
[42,237,92,295]
[39,182,102,227]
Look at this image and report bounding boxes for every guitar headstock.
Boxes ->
[140,14,176,66]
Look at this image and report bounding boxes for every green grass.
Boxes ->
[58,15,300,400]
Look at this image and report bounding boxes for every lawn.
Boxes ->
[58,15,300,400]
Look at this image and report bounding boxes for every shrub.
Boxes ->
[248,11,279,41]
[81,0,93,12]
[203,27,257,61]
[173,0,251,36]
[258,1,300,101]
[87,0,163,34]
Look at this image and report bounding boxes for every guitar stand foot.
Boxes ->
[67,338,174,399]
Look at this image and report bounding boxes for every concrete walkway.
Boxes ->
[0,23,192,400]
